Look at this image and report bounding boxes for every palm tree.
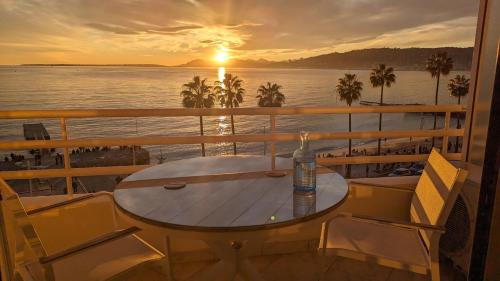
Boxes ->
[448,74,469,152]
[256,82,285,107]
[214,73,245,155]
[180,76,215,156]
[369,64,396,161]
[336,73,363,177]
[426,52,453,147]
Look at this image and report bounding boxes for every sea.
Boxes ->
[0,66,469,162]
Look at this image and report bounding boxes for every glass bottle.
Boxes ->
[293,131,316,192]
[293,190,316,217]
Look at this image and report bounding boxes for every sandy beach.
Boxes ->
[317,137,436,158]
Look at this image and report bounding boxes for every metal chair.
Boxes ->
[319,148,468,281]
[0,178,171,281]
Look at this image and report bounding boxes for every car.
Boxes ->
[409,163,425,175]
[388,167,412,177]
[413,169,423,175]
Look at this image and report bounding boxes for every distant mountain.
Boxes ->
[21,64,166,67]
[178,58,274,68]
[178,47,473,70]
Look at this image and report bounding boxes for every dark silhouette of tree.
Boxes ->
[369,64,396,165]
[256,82,285,107]
[426,52,453,147]
[180,76,215,156]
[336,73,363,177]
[214,73,245,155]
[448,74,469,152]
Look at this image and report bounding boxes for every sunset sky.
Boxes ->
[0,0,479,65]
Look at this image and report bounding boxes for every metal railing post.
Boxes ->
[270,115,276,171]
[133,118,137,165]
[60,118,73,197]
[27,160,33,196]
[443,111,451,156]
[0,106,467,181]
[132,145,136,165]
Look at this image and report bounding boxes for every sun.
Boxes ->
[214,51,229,64]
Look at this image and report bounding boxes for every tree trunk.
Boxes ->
[455,96,461,153]
[432,72,440,148]
[199,115,205,156]
[377,85,384,169]
[230,104,237,155]
[347,112,352,178]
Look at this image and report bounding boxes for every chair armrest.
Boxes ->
[39,226,140,265]
[26,194,95,215]
[348,181,415,192]
[337,213,445,233]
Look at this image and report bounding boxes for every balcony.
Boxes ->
[0,105,468,280]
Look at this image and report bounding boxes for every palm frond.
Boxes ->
[336,73,363,107]
[180,76,214,108]
[256,81,285,107]
[426,52,454,78]
[448,74,469,98]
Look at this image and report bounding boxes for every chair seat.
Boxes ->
[50,235,163,281]
[324,217,429,268]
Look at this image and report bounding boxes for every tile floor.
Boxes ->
[157,251,466,281]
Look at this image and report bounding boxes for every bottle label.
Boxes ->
[293,190,316,217]
[293,160,316,191]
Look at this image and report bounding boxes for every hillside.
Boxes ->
[21,64,166,67]
[178,58,274,68]
[179,47,473,70]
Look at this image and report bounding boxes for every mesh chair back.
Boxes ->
[410,148,468,249]
[0,178,47,280]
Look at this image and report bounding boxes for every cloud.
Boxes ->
[146,25,205,36]
[0,0,480,64]
[150,24,203,33]
[330,16,478,52]
[85,21,203,35]
[85,23,139,35]
[0,42,78,53]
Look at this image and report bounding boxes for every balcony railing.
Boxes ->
[0,105,465,195]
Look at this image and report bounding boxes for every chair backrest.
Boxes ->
[410,148,468,250]
[0,178,47,281]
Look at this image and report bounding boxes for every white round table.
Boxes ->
[114,155,348,281]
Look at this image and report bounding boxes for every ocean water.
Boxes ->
[0,66,469,162]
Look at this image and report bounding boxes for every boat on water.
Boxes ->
[359,100,423,106]
[359,100,465,118]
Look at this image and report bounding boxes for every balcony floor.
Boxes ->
[124,252,465,281]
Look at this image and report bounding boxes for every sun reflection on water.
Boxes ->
[215,67,231,154]
[218,66,225,83]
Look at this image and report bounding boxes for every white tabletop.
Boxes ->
[114,155,348,231]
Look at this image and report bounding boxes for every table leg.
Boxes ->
[193,260,236,281]
[191,240,265,281]
[191,240,237,281]
[238,258,265,281]
[163,235,174,281]
[233,241,265,281]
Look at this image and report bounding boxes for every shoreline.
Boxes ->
[317,137,433,158]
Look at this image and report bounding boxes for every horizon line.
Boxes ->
[0,46,474,67]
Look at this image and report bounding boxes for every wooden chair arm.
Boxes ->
[335,213,445,233]
[26,194,95,215]
[39,226,140,265]
[348,181,415,192]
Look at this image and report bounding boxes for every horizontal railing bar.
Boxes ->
[0,105,466,119]
[0,129,464,150]
[116,167,334,189]
[317,153,461,165]
[0,153,461,180]
[0,165,151,180]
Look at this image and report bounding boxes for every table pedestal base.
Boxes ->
[192,240,265,281]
